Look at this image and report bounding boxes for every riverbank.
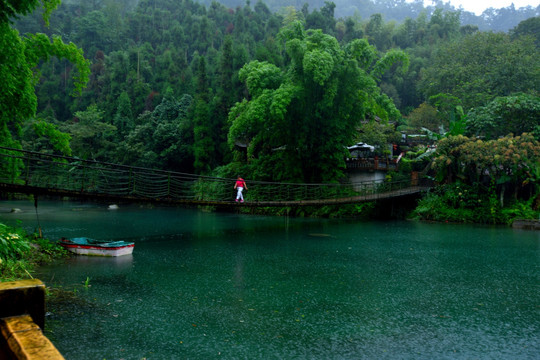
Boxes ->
[0,222,67,282]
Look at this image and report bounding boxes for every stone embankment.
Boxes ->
[512,219,540,230]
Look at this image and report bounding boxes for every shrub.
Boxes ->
[413,183,507,224]
[0,223,31,261]
[0,223,67,281]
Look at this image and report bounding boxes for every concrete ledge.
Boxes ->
[0,280,45,329]
[0,279,64,359]
[0,315,64,360]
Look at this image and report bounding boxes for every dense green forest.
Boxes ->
[193,0,539,32]
[1,0,539,222]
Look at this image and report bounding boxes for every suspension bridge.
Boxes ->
[0,147,431,207]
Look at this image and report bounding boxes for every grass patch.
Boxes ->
[0,222,68,282]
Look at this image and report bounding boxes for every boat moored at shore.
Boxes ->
[60,237,134,257]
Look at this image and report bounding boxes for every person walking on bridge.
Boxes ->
[234,177,248,202]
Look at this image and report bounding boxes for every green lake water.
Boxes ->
[1,200,538,359]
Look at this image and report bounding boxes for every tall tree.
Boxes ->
[364,13,393,51]
[0,0,89,152]
[63,104,116,160]
[212,36,235,165]
[192,56,214,174]
[419,32,539,110]
[305,1,336,36]
[113,91,134,141]
[117,90,194,170]
[510,16,540,47]
[466,93,540,140]
[407,102,441,132]
[227,21,408,183]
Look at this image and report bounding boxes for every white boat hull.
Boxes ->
[63,244,134,257]
[60,238,135,257]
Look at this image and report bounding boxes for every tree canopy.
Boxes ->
[466,93,540,140]
[432,133,540,207]
[0,0,89,153]
[5,0,539,190]
[419,31,539,110]
[227,21,408,182]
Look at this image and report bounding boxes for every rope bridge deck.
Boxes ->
[0,147,431,207]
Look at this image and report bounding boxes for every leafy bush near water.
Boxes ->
[412,183,539,224]
[0,223,31,261]
[0,223,67,281]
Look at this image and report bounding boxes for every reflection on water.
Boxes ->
[64,254,134,273]
[1,200,539,359]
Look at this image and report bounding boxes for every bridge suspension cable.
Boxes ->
[0,147,431,206]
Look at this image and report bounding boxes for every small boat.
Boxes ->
[60,237,134,257]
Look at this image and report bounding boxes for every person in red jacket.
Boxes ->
[234,177,248,202]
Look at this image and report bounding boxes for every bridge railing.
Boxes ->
[0,147,428,204]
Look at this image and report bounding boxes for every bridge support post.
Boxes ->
[33,195,42,238]
[24,154,31,186]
